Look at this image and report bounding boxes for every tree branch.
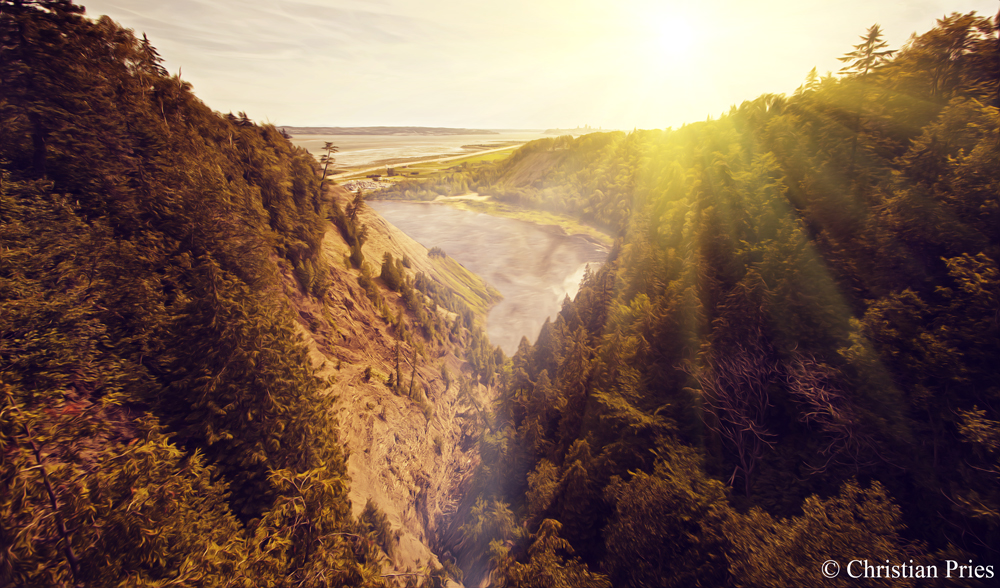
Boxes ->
[23,423,84,587]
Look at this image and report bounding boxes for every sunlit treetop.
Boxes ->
[838,23,896,77]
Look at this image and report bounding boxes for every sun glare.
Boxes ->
[652,19,697,61]
[629,10,702,78]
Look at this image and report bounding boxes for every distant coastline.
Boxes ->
[543,126,604,135]
[280,126,500,136]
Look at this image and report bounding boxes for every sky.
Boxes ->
[79,0,999,130]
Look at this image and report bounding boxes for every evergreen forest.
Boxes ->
[2,1,1000,587]
[397,13,1000,588]
[1,1,446,585]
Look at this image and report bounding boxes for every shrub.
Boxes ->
[359,499,395,558]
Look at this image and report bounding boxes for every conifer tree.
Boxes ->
[320,141,339,181]
[838,24,895,181]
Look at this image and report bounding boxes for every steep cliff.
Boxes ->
[289,185,501,579]
[0,3,497,585]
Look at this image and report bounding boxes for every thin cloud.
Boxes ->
[81,0,1000,129]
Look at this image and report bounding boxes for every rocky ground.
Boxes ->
[340,179,394,193]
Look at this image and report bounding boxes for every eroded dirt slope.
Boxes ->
[282,185,497,583]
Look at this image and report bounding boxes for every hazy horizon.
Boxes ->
[81,0,999,130]
[278,126,602,131]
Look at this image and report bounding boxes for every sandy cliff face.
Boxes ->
[284,185,496,582]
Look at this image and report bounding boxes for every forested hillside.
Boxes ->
[4,1,1000,587]
[443,13,1000,587]
[1,2,492,586]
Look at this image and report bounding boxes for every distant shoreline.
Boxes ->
[543,127,605,135]
[328,144,520,180]
[280,126,504,136]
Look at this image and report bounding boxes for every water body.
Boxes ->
[368,201,608,356]
[289,131,548,168]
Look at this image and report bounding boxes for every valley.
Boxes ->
[288,185,500,580]
[3,3,999,588]
[368,201,608,355]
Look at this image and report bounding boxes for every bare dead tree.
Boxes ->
[688,328,778,495]
[783,352,885,472]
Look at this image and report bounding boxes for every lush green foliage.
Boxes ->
[455,11,1000,586]
[0,2,386,585]
[4,2,999,586]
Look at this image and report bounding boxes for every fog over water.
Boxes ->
[368,201,608,355]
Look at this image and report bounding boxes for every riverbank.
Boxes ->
[368,200,608,355]
[372,193,614,249]
[328,144,522,181]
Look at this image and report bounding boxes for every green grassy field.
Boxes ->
[405,147,517,171]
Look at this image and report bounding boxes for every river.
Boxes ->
[368,201,608,356]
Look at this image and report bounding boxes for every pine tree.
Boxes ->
[838,24,895,182]
[320,141,339,181]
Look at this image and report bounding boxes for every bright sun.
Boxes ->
[651,18,697,62]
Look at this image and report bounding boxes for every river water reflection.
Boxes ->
[368,201,608,355]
